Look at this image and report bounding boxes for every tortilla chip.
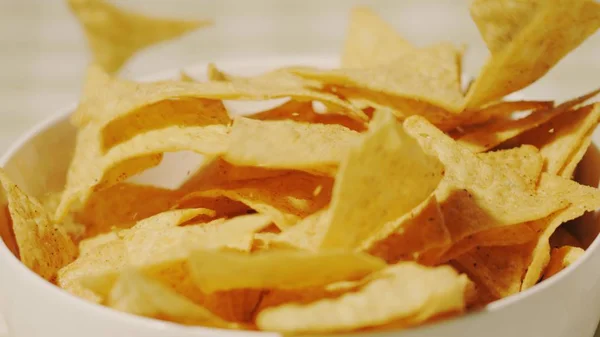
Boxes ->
[341,7,413,68]
[55,124,228,220]
[67,0,211,73]
[224,117,360,176]
[318,112,443,249]
[188,250,386,293]
[75,183,185,238]
[256,262,470,333]
[71,65,365,129]
[0,170,77,281]
[404,116,569,260]
[453,244,531,298]
[478,145,543,188]
[462,100,554,127]
[521,173,600,289]
[541,245,585,280]
[458,88,600,152]
[466,0,600,107]
[186,171,333,229]
[102,98,230,150]
[108,269,236,327]
[292,43,465,114]
[516,103,600,178]
[363,195,450,265]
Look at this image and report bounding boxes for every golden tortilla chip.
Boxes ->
[404,116,569,260]
[458,88,600,152]
[55,123,228,220]
[267,209,329,251]
[466,0,600,107]
[75,183,185,238]
[453,244,531,298]
[102,98,230,150]
[317,112,443,249]
[186,171,333,229]
[224,117,360,176]
[363,195,450,265]
[521,173,600,289]
[292,43,465,114]
[462,100,554,127]
[188,250,386,293]
[67,0,211,73]
[516,103,600,178]
[108,269,236,327]
[341,7,413,68]
[0,204,18,256]
[256,262,470,333]
[0,170,77,281]
[478,145,543,188]
[541,245,585,280]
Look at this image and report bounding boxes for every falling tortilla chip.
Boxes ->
[466,0,600,107]
[0,169,77,281]
[188,250,386,293]
[224,117,360,176]
[541,246,585,280]
[256,262,470,333]
[67,0,212,73]
[341,7,413,68]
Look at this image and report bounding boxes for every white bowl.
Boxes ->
[1,56,600,337]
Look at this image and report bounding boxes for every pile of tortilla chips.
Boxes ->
[1,0,600,334]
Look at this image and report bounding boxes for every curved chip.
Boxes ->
[256,262,470,333]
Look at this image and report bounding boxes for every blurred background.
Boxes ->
[0,0,599,335]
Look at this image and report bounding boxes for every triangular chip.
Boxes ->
[224,117,361,176]
[320,112,444,249]
[188,250,386,293]
[466,0,600,107]
[341,7,413,68]
[67,0,211,73]
[0,169,77,281]
[404,116,569,260]
[256,262,470,333]
[292,43,465,114]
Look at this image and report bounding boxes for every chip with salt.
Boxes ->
[67,0,211,73]
[188,250,386,293]
[256,262,470,333]
[0,169,77,281]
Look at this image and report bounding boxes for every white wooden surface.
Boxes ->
[0,0,599,336]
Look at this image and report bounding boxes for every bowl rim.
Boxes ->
[0,54,599,336]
